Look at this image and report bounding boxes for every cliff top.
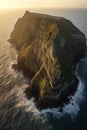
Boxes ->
[14,11,84,38]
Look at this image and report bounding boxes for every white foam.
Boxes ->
[16,85,40,117]
[40,80,85,120]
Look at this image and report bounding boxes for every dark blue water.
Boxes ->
[0,8,87,130]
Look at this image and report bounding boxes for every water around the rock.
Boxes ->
[0,8,87,130]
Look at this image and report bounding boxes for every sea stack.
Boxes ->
[9,11,87,109]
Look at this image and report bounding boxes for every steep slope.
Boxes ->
[9,11,87,109]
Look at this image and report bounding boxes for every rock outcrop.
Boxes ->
[9,11,87,109]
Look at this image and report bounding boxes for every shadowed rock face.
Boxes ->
[9,11,87,109]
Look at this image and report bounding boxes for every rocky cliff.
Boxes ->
[9,11,87,109]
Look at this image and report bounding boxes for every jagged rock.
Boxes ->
[9,11,87,109]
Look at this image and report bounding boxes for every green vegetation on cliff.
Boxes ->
[9,11,86,108]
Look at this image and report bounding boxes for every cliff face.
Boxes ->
[9,11,86,109]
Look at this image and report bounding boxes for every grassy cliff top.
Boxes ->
[16,11,84,37]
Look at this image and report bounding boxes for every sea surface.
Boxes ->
[0,8,87,130]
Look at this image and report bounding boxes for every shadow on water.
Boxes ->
[48,56,87,130]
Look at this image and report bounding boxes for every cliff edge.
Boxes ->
[9,11,87,109]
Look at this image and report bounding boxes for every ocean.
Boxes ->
[0,8,87,130]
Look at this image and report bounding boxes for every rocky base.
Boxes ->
[24,76,78,109]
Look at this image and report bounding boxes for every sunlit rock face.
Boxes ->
[9,11,87,109]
